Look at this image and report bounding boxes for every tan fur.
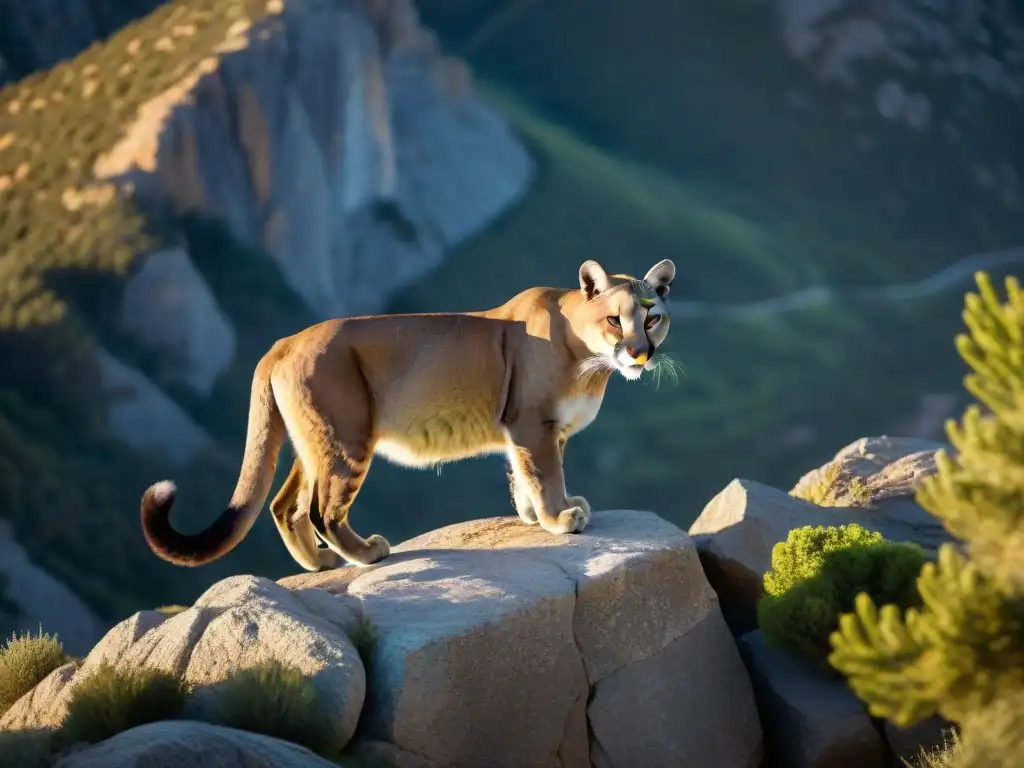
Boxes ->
[140,259,675,570]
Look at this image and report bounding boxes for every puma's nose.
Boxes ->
[626,345,648,365]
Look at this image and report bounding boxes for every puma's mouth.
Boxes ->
[617,364,644,381]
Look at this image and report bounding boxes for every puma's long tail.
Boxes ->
[140,355,285,566]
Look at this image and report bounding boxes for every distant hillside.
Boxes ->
[419,0,1024,284]
[380,0,1024,523]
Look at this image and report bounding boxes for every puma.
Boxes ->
[140,258,676,571]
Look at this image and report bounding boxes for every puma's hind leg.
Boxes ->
[308,448,390,566]
[269,457,342,572]
[275,368,390,567]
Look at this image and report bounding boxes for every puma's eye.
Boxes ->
[607,316,621,328]
[645,314,662,330]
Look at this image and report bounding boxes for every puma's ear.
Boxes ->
[579,260,611,300]
[643,259,676,298]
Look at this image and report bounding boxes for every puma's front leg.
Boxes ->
[505,423,590,535]
[558,436,593,525]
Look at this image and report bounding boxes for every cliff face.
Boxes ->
[0,0,533,462]
[103,0,532,409]
[419,0,1022,277]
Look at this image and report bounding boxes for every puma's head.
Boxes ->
[570,258,676,381]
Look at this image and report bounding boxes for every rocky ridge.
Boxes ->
[4,511,763,768]
[0,435,958,768]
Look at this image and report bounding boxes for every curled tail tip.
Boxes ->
[142,480,177,515]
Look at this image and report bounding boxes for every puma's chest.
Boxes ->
[554,395,605,437]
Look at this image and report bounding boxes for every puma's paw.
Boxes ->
[348,534,391,567]
[543,504,590,535]
[566,495,592,522]
[365,534,392,563]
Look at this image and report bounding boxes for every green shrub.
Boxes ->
[55,663,188,748]
[757,524,926,665]
[829,272,1024,768]
[0,629,70,716]
[205,659,340,759]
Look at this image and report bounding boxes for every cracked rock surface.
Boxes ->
[281,509,763,768]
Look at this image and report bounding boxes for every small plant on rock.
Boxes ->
[0,629,70,716]
[906,729,962,768]
[757,523,926,666]
[791,462,872,506]
[153,604,189,616]
[55,663,188,748]
[205,659,341,759]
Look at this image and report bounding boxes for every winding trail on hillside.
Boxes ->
[672,246,1024,320]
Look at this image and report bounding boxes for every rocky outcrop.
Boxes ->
[3,437,960,766]
[790,436,950,522]
[0,520,106,657]
[3,510,762,768]
[689,436,957,767]
[688,435,955,635]
[281,510,763,768]
[103,0,532,403]
[1,575,366,745]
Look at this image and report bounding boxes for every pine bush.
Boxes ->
[829,271,1024,768]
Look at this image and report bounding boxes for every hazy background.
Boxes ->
[0,0,1022,638]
